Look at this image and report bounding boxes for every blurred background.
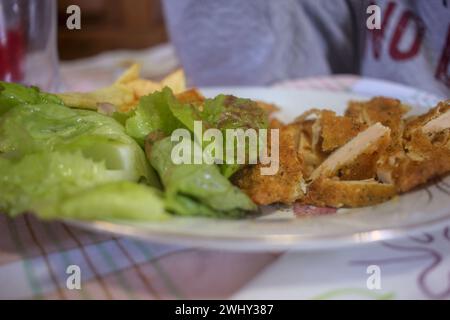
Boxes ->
[1,0,446,95]
[57,0,168,60]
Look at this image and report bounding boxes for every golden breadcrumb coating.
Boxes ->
[232,123,305,205]
[233,98,450,209]
[300,178,397,208]
[176,89,206,105]
[385,101,450,192]
[256,101,280,115]
[310,123,391,181]
[297,119,327,177]
[320,110,367,152]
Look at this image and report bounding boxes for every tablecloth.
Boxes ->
[0,46,448,300]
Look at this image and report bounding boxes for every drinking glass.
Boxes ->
[0,0,59,91]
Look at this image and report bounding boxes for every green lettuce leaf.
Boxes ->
[124,88,269,178]
[0,102,155,184]
[0,91,165,219]
[168,93,269,178]
[148,137,256,218]
[0,152,167,220]
[58,182,168,221]
[125,88,185,146]
[0,151,123,216]
[0,81,63,116]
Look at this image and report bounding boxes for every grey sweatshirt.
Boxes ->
[163,0,450,97]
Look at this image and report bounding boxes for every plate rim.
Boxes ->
[67,85,449,251]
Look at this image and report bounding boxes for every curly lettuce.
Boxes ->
[125,88,185,146]
[148,137,256,218]
[124,88,269,178]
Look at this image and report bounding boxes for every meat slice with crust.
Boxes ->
[300,178,397,208]
[297,119,327,178]
[379,100,450,192]
[346,97,410,137]
[232,98,449,209]
[310,123,391,181]
[320,110,367,152]
[299,122,395,208]
[346,97,410,159]
[232,123,306,205]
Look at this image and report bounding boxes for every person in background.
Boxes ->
[163,0,450,97]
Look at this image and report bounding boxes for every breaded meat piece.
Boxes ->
[256,101,280,115]
[346,97,410,136]
[320,110,367,152]
[176,89,205,105]
[379,101,450,192]
[297,119,327,177]
[405,100,450,136]
[391,131,450,192]
[300,178,397,208]
[232,123,305,205]
[336,152,383,181]
[346,97,410,153]
[346,97,412,185]
[294,109,367,178]
[310,123,391,181]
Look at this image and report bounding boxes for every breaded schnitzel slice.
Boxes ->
[232,123,305,205]
[301,123,394,208]
[294,109,366,177]
[297,119,327,177]
[300,178,396,208]
[347,97,410,155]
[320,110,367,152]
[294,109,365,152]
[346,97,410,138]
[379,101,450,192]
[349,97,410,149]
[310,123,391,181]
[176,89,205,105]
[256,101,280,115]
[391,132,450,192]
[344,98,412,187]
[406,100,450,136]
[336,152,383,181]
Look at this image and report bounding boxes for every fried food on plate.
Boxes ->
[297,119,327,177]
[346,97,410,140]
[309,123,391,181]
[294,108,367,176]
[255,101,280,115]
[234,97,450,209]
[377,100,450,192]
[320,110,367,152]
[176,88,205,105]
[233,123,306,205]
[300,178,397,208]
[57,64,187,112]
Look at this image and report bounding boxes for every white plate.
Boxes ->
[68,87,450,251]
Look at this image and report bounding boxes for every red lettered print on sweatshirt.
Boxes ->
[363,0,450,97]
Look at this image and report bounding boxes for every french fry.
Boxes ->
[57,64,187,113]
